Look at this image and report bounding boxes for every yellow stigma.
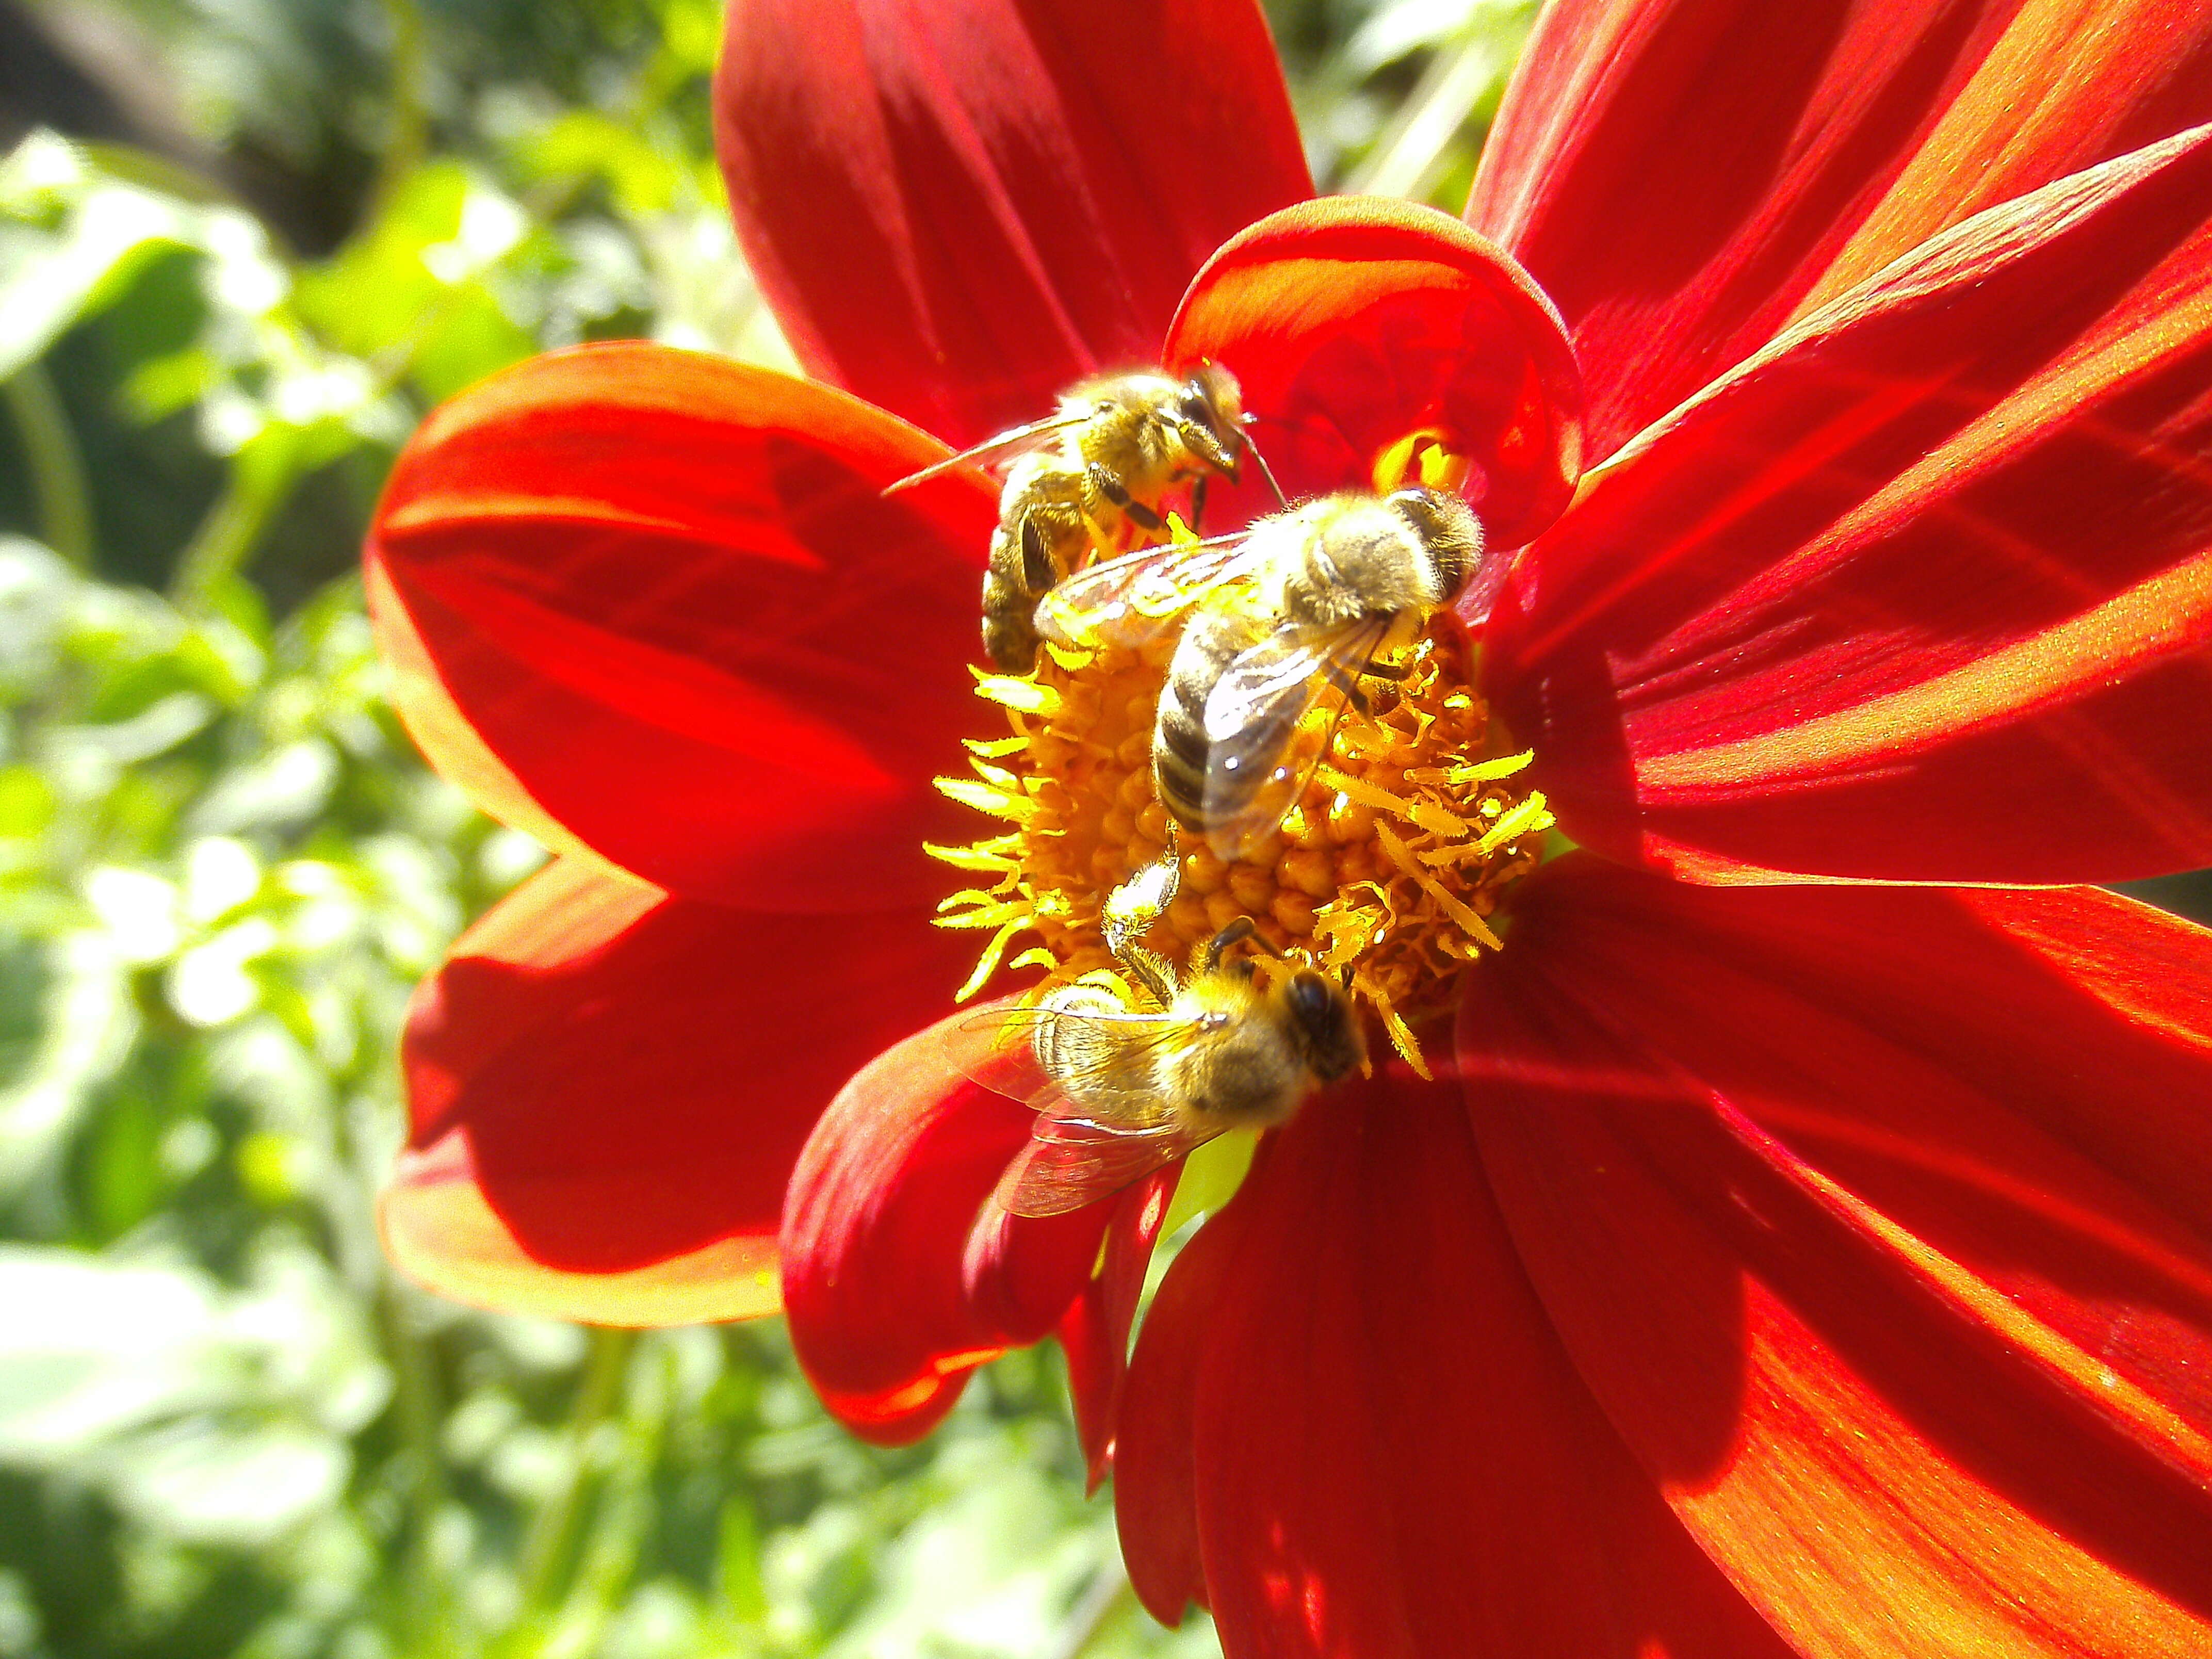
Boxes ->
[929,561,1553,1077]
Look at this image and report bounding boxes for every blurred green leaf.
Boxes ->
[0,137,200,383]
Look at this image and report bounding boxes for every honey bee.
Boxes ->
[1034,487,1485,860]
[886,366,1254,672]
[983,916,1363,1218]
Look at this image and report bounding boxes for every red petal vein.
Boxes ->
[1461,859,2212,1658]
[1470,0,2212,462]
[1487,124,2212,885]
[369,344,999,907]
[715,0,1311,447]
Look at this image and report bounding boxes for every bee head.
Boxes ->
[1178,363,1246,480]
[1280,968,1364,1083]
[1385,487,1485,604]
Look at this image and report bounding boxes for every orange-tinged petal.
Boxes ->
[392,857,974,1322]
[1802,0,2212,309]
[1165,197,1585,546]
[1486,124,2212,885]
[1470,0,2212,462]
[381,1129,781,1325]
[1460,857,2212,1658]
[1115,1175,1237,1623]
[368,342,1000,908]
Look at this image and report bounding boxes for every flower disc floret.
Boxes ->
[931,601,1553,1072]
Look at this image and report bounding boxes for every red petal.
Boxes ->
[368,343,1001,908]
[1470,0,2212,462]
[780,1007,1117,1445]
[381,1129,780,1326]
[1116,1072,1791,1656]
[714,0,1311,448]
[1058,1168,1176,1490]
[1165,197,1585,547]
[1487,127,2212,885]
[1116,1177,1246,1624]
[390,857,973,1323]
[1460,857,2212,1657]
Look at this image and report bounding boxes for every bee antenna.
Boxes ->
[1240,425,1289,508]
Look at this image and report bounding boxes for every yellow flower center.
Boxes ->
[929,588,1551,1077]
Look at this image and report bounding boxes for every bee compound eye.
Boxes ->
[1285,972,1333,1024]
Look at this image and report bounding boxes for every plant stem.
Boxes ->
[379,1282,458,1651]
[5,363,94,567]
[1048,1556,1137,1659]
[372,0,431,217]
[518,1326,638,1615]
[170,448,302,604]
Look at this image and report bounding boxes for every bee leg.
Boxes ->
[1119,942,1180,1008]
[1018,515,1059,595]
[1200,916,1289,974]
[1321,666,1374,719]
[1190,474,1209,533]
[1088,466,1166,534]
[1102,833,1183,997]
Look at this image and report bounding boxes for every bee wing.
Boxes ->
[994,1114,1218,1218]
[954,1001,1174,1111]
[1199,616,1392,860]
[961,1001,1222,1216]
[1032,532,1265,650]
[882,412,1089,493]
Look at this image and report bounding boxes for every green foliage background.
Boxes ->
[0,2,1542,1654]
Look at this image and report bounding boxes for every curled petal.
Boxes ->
[369,343,1000,909]
[715,0,1311,448]
[1488,126,2212,885]
[1116,1071,1788,1656]
[1471,0,2212,461]
[1058,1170,1177,1490]
[388,857,972,1323]
[1166,197,1585,546]
[1115,1176,1241,1623]
[1461,857,2212,1658]
[781,1008,1117,1444]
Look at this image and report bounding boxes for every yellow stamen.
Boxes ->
[953,919,1027,1002]
[929,610,1550,1064]
[933,777,1037,821]
[1356,971,1432,1079]
[1374,821,1504,953]
[969,669,1062,715]
[1476,792,1556,857]
[1452,749,1537,782]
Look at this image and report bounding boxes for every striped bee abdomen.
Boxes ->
[1152,609,1265,836]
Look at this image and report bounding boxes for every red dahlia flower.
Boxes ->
[367,0,2212,1652]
